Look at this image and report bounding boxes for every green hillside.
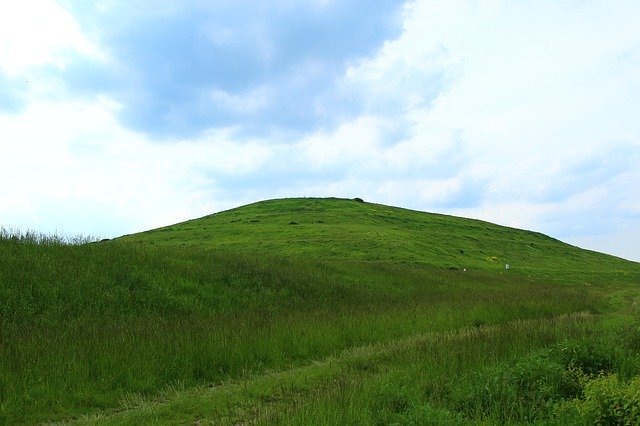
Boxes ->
[1,198,639,424]
[121,197,636,283]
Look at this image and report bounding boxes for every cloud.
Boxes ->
[0,0,102,113]
[341,1,639,229]
[0,96,274,237]
[0,73,24,112]
[0,0,97,75]
[571,226,640,262]
[52,0,405,138]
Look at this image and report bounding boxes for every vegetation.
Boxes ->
[120,197,636,282]
[1,197,639,424]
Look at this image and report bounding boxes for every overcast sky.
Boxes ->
[1,0,639,261]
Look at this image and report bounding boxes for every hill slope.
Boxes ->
[120,197,638,283]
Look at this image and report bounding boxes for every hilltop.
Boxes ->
[120,197,638,283]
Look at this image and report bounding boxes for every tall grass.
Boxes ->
[0,226,97,245]
[85,311,637,425]
[98,308,640,425]
[0,230,608,423]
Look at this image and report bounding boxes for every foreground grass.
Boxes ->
[0,237,608,423]
[74,308,640,425]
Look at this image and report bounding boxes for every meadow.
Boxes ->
[1,198,639,424]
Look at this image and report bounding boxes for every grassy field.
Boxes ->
[1,197,639,424]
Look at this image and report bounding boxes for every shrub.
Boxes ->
[553,374,640,425]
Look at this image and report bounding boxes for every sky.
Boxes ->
[1,0,639,261]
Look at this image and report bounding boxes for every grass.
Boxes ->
[73,310,639,425]
[120,197,638,284]
[1,197,639,423]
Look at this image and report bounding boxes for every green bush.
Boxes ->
[553,374,640,425]
[450,331,640,423]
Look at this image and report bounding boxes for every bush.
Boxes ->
[553,374,640,425]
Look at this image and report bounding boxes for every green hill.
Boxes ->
[121,197,636,283]
[1,197,639,424]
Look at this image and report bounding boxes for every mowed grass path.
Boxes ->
[1,198,639,423]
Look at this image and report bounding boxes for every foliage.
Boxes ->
[553,374,640,425]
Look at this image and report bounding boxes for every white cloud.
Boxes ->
[378,177,460,205]
[300,116,384,169]
[0,97,273,237]
[0,0,99,75]
[209,86,273,115]
[570,226,640,262]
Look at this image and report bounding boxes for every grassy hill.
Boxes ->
[121,197,635,283]
[1,197,639,424]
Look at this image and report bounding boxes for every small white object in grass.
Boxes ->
[505,263,510,270]
[463,268,467,272]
